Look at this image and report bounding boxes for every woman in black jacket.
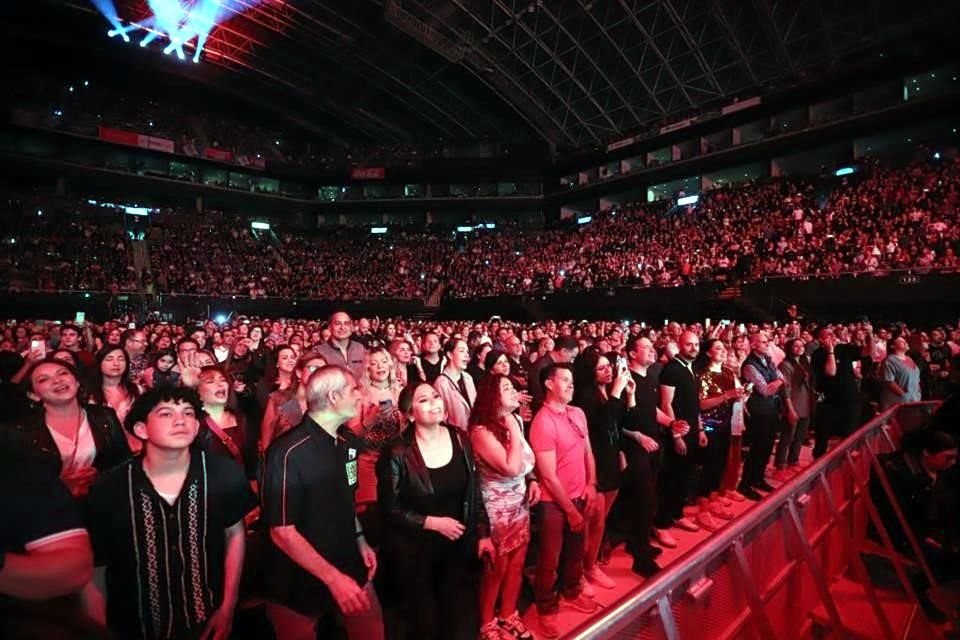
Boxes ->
[0,357,130,497]
[378,381,493,640]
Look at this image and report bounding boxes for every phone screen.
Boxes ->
[75,311,85,324]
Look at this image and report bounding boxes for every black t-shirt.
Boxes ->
[426,431,469,521]
[421,357,443,385]
[0,461,85,557]
[85,449,256,640]
[630,363,663,438]
[812,344,860,403]
[659,358,700,435]
[261,416,366,616]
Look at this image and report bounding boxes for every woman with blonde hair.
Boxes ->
[351,346,405,545]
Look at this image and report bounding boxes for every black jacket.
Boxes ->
[0,404,131,478]
[378,424,490,545]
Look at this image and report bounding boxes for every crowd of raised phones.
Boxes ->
[1,310,959,639]
[2,150,959,299]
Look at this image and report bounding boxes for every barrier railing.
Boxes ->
[568,402,944,640]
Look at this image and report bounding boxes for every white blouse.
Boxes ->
[49,410,96,475]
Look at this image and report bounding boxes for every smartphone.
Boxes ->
[31,339,45,357]
[616,356,627,373]
[128,322,136,329]
[75,311,85,324]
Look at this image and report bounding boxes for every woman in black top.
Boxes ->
[572,348,635,591]
[0,358,130,497]
[378,382,493,640]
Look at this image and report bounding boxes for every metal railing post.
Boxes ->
[784,498,849,638]
[731,538,778,639]
[842,449,938,637]
[817,470,897,640]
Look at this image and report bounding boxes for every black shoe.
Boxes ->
[631,558,661,578]
[755,480,777,492]
[739,485,763,501]
[649,545,663,559]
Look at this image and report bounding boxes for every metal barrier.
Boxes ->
[568,402,944,640]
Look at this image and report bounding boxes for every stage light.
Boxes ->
[94,0,267,63]
[934,152,941,160]
[83,80,89,87]
[834,167,855,177]
[456,226,473,232]
[370,227,388,234]
[214,314,228,325]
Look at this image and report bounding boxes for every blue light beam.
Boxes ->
[90,0,123,31]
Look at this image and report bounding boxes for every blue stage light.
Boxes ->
[93,0,266,63]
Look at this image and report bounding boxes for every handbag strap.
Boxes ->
[204,415,243,464]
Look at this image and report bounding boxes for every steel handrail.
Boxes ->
[568,401,941,639]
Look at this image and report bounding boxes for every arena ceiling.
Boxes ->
[12,1,960,150]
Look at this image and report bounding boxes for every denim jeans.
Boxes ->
[534,499,586,614]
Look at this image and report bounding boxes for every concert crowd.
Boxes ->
[2,152,959,299]
[2,310,959,639]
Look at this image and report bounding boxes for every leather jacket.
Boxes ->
[378,424,490,544]
[0,404,132,478]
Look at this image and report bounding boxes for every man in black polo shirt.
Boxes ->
[85,387,257,640]
[658,331,704,536]
[261,365,384,640]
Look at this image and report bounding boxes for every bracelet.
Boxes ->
[672,433,683,439]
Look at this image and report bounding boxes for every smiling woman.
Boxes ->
[0,357,131,497]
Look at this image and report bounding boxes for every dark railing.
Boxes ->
[570,402,942,640]
[2,270,959,322]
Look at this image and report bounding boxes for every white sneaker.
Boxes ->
[579,576,596,598]
[653,528,678,548]
[696,511,720,532]
[585,565,616,589]
[675,517,701,532]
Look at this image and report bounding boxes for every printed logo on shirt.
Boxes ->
[345,447,358,487]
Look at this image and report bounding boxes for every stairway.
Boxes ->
[131,239,150,290]
[425,283,445,308]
